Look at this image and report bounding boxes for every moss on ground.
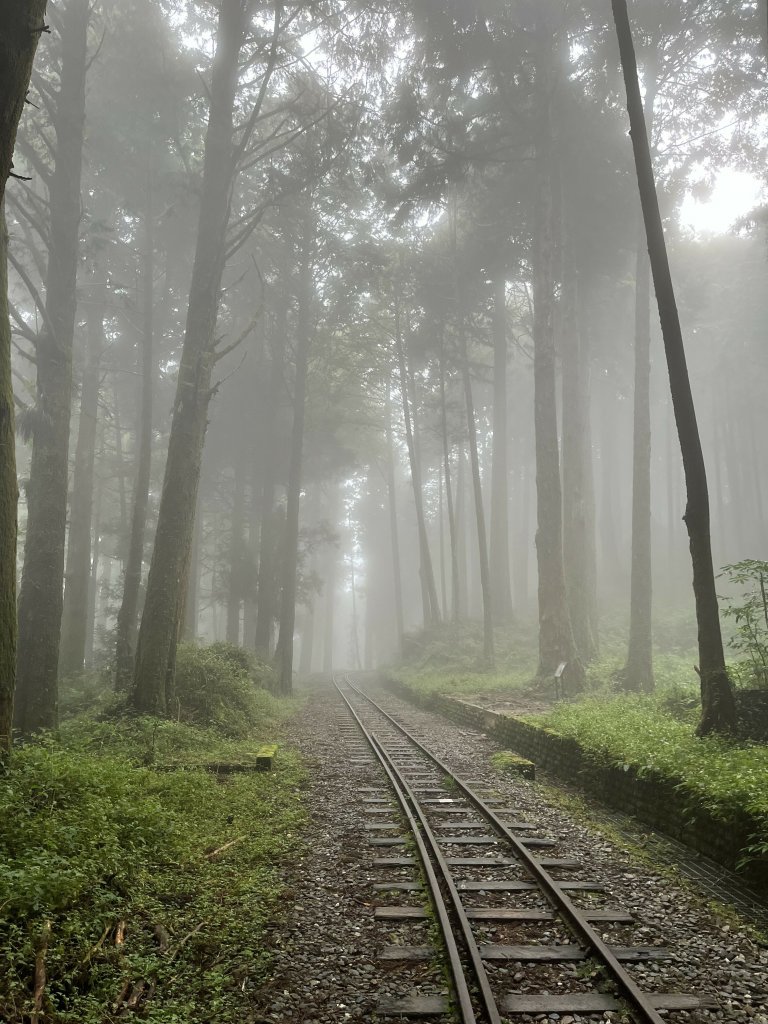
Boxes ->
[0,703,304,1023]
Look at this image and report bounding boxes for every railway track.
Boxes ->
[335,676,716,1023]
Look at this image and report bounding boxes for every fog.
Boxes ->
[2,0,766,736]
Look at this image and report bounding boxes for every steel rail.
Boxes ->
[335,678,502,1024]
[346,678,668,1024]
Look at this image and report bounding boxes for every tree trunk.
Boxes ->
[461,333,495,668]
[561,267,598,664]
[274,225,313,696]
[115,178,155,688]
[15,0,89,734]
[226,451,246,645]
[532,18,583,690]
[394,304,440,628]
[0,1,48,205]
[183,494,202,641]
[623,235,654,690]
[254,303,288,656]
[455,444,468,619]
[322,540,336,676]
[0,208,19,753]
[299,602,314,676]
[59,271,105,678]
[490,274,513,624]
[439,333,460,621]
[612,0,736,735]
[0,0,48,751]
[384,374,405,651]
[133,0,249,714]
[85,456,103,667]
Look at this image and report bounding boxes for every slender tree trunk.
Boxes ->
[15,0,89,733]
[384,376,405,651]
[59,271,105,678]
[274,220,314,696]
[0,207,19,752]
[461,333,495,668]
[183,495,202,641]
[439,334,460,621]
[85,458,103,667]
[561,267,598,663]
[322,540,336,676]
[455,444,468,619]
[532,18,583,689]
[299,602,315,676]
[115,177,155,687]
[490,274,513,624]
[0,0,48,752]
[254,305,288,655]
[612,0,736,735]
[133,0,249,714]
[394,303,440,628]
[623,234,654,689]
[226,451,246,645]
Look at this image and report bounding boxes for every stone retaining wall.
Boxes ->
[384,678,768,898]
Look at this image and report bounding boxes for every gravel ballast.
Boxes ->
[252,682,767,1024]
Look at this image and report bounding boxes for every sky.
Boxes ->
[679,168,765,235]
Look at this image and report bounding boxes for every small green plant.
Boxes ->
[720,560,768,687]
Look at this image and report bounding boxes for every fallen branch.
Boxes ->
[204,835,246,860]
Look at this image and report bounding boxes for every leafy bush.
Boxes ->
[173,642,280,737]
[720,560,768,687]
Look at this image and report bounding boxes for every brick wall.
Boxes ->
[384,678,768,897]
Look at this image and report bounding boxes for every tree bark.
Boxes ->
[226,451,246,645]
[394,302,440,628]
[254,303,288,656]
[490,274,513,624]
[15,0,89,733]
[561,267,598,664]
[59,270,105,678]
[532,17,583,690]
[0,0,48,205]
[384,374,405,651]
[461,332,495,668]
[274,222,314,696]
[183,494,202,641]
[115,179,155,688]
[623,235,654,690]
[0,207,20,753]
[133,0,249,714]
[438,332,460,622]
[612,0,736,735]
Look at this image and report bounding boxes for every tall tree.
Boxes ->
[134,0,266,712]
[274,214,314,695]
[115,179,156,689]
[622,46,658,693]
[59,267,106,677]
[15,0,90,733]
[612,0,736,735]
[0,0,49,751]
[489,273,513,625]
[532,12,583,688]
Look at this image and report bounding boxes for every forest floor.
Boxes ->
[0,706,304,1024]
[254,681,768,1024]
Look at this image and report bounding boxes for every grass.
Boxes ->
[525,694,768,864]
[0,701,305,1024]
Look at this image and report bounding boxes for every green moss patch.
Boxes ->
[0,710,304,1023]
[526,695,768,863]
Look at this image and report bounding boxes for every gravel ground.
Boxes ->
[252,681,768,1024]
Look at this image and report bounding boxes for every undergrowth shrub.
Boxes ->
[173,642,278,737]
[0,719,304,1022]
